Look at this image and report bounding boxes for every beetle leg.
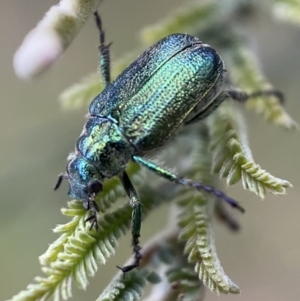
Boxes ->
[225,89,284,104]
[117,171,143,274]
[94,11,111,86]
[84,196,100,230]
[133,155,245,213]
[215,199,240,231]
[185,89,284,126]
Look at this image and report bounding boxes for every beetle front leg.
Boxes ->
[133,155,245,213]
[94,11,111,86]
[83,197,100,230]
[117,171,143,274]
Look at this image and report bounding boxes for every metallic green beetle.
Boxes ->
[55,12,283,273]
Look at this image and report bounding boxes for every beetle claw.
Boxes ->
[84,213,99,230]
[84,198,99,230]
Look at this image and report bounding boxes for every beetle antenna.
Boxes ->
[54,173,67,190]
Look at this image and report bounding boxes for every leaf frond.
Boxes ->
[98,269,160,301]
[166,267,205,301]
[225,46,298,129]
[59,52,137,110]
[208,103,292,198]
[273,0,300,25]
[10,177,175,301]
[40,163,140,266]
[177,127,240,294]
[59,73,103,111]
[178,191,240,294]
[140,1,217,46]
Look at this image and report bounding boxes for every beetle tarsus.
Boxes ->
[83,199,99,230]
[116,244,142,276]
[84,211,99,231]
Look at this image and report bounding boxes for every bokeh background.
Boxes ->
[1,0,300,300]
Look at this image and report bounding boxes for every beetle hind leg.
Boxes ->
[94,11,112,86]
[133,155,245,213]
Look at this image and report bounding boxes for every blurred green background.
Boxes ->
[1,0,300,300]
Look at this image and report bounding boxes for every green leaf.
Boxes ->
[98,269,160,301]
[177,127,240,294]
[59,73,103,111]
[224,46,298,129]
[273,0,300,25]
[208,103,292,198]
[166,267,205,301]
[178,192,240,294]
[59,52,137,110]
[140,1,217,46]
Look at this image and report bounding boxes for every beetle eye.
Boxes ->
[87,180,103,194]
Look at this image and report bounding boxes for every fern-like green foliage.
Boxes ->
[98,269,161,301]
[208,103,292,197]
[177,129,240,294]
[274,0,300,25]
[10,1,298,301]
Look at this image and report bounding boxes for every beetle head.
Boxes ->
[54,155,104,204]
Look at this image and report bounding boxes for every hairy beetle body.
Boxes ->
[66,34,226,201]
[56,16,280,273]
